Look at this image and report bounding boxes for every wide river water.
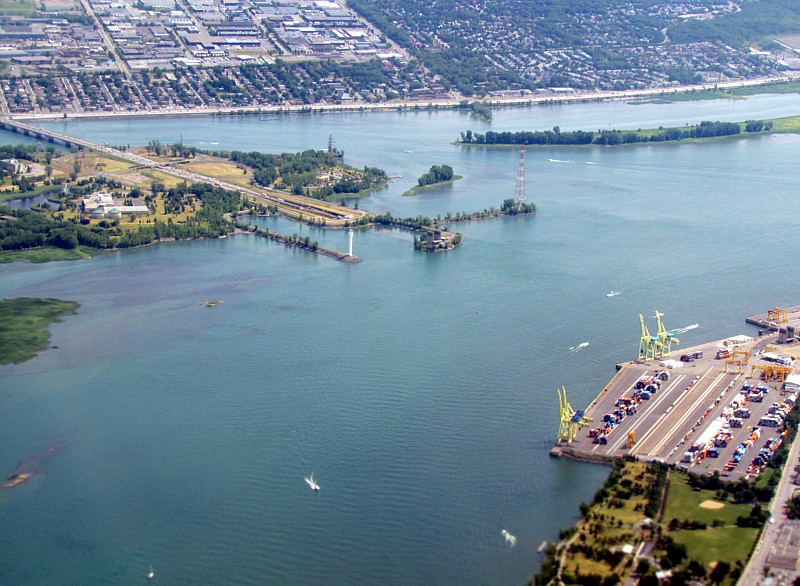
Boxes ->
[3,94,800,584]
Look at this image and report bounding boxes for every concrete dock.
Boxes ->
[747,306,800,332]
[553,327,798,480]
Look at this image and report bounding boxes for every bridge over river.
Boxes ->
[0,117,364,225]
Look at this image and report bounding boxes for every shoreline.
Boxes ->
[7,73,800,124]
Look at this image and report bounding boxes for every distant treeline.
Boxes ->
[459,120,774,146]
[0,182,240,252]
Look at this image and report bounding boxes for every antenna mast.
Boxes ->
[514,145,526,207]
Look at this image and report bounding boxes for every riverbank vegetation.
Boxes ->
[0,297,79,364]
[459,119,776,147]
[456,100,493,121]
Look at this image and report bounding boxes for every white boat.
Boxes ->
[304,474,320,491]
[147,565,154,580]
[501,529,516,547]
[606,290,622,298]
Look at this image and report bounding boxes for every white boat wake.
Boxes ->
[501,530,517,547]
[304,474,320,491]
[606,290,622,298]
[568,342,590,353]
[669,323,699,335]
[548,158,570,163]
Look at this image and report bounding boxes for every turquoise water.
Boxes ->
[2,94,800,584]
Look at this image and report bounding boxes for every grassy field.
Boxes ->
[729,81,800,96]
[670,526,758,568]
[60,153,134,175]
[0,246,94,263]
[662,472,760,572]
[0,297,80,364]
[0,0,36,16]
[402,176,463,196]
[178,161,246,179]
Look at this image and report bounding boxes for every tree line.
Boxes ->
[0,182,241,253]
[459,120,773,146]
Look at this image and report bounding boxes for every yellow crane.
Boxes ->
[639,314,663,361]
[768,308,789,324]
[557,386,592,444]
[654,310,680,359]
[751,364,792,382]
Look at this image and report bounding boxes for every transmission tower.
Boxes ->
[514,145,526,207]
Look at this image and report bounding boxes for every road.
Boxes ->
[739,428,800,585]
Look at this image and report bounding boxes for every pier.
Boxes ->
[553,311,800,481]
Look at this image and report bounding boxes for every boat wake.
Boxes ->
[669,323,699,335]
[548,158,570,163]
[501,530,517,547]
[304,473,320,491]
[568,342,590,353]
[606,290,622,298]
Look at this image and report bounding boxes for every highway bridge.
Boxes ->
[0,116,363,224]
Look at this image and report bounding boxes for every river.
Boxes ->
[2,94,800,584]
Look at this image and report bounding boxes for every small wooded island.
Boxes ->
[403,164,463,196]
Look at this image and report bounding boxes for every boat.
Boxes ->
[304,474,320,491]
[147,565,154,580]
[606,290,622,298]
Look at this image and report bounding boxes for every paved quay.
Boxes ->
[554,329,796,481]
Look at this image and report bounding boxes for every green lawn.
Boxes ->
[662,474,749,525]
[0,246,93,263]
[0,298,80,364]
[662,473,761,571]
[670,526,759,568]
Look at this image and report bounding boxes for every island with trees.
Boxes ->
[458,118,780,147]
[403,164,463,196]
[0,298,80,365]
